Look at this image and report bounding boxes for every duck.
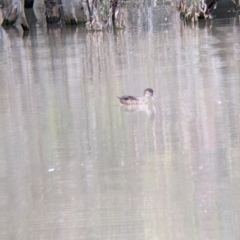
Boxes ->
[117,88,156,105]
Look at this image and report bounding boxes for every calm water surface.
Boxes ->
[0,7,240,240]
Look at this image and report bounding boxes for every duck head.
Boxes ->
[144,88,156,99]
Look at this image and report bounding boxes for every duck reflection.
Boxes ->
[120,104,156,119]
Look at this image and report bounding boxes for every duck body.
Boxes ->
[117,96,147,105]
[117,88,155,105]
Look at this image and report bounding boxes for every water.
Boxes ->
[0,7,240,240]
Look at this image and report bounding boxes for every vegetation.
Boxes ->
[0,0,126,31]
[177,0,238,22]
[0,0,238,31]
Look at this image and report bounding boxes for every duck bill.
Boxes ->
[152,95,156,99]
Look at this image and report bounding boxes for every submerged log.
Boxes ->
[1,0,29,31]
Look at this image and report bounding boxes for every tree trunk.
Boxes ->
[24,0,34,8]
[43,0,123,30]
[205,0,218,13]
[112,0,124,28]
[44,0,90,26]
[44,0,62,24]
[61,0,86,25]
[1,0,29,31]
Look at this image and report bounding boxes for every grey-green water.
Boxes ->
[0,7,240,240]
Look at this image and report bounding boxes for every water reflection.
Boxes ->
[0,8,240,240]
[120,105,156,120]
